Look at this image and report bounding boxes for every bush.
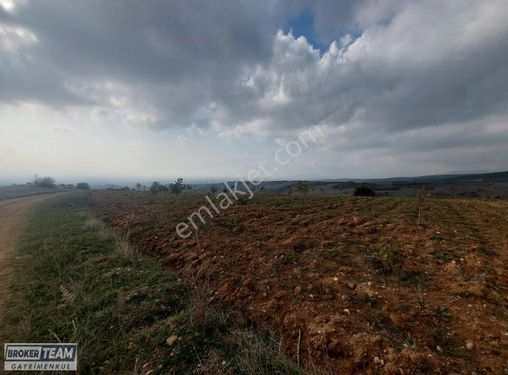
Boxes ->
[33,175,55,188]
[76,182,90,190]
[150,181,167,193]
[353,185,376,197]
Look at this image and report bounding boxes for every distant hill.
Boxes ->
[202,171,508,199]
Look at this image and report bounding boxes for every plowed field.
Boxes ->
[93,192,508,374]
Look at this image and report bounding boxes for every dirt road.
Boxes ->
[0,194,61,320]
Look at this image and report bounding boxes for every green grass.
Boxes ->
[0,194,317,374]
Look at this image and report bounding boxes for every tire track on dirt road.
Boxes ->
[0,194,63,323]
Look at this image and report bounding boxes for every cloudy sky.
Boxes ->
[1,0,507,183]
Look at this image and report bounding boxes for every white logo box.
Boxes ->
[4,343,77,371]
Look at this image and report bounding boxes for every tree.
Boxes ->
[296,181,309,194]
[33,175,55,188]
[169,178,184,195]
[135,183,142,191]
[76,182,90,190]
[150,181,164,193]
[417,184,423,226]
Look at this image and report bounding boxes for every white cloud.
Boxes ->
[0,23,37,53]
[0,0,16,13]
[64,80,158,125]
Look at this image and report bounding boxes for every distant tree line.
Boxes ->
[30,175,91,190]
[29,175,192,194]
[149,178,191,194]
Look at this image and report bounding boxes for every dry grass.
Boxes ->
[1,193,314,375]
[83,217,105,231]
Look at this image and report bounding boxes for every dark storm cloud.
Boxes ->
[18,1,268,81]
[0,0,280,118]
[1,0,508,170]
[0,0,366,112]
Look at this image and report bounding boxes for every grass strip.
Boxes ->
[1,194,316,375]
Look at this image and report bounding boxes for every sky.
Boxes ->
[1,0,508,184]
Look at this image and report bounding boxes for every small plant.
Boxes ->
[417,184,423,226]
[433,305,451,322]
[376,243,405,278]
[428,327,462,357]
[360,293,378,307]
[365,225,379,234]
[431,249,458,262]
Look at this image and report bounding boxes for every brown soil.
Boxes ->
[93,192,508,374]
[0,194,62,322]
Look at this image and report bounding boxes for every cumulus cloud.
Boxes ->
[1,0,507,177]
[208,1,508,156]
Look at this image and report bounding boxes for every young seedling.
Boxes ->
[417,184,423,226]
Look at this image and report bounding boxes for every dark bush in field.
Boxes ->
[76,182,90,190]
[354,185,376,197]
[150,181,167,193]
[33,175,55,188]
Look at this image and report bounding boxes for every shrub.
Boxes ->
[353,185,376,197]
[33,175,55,188]
[150,181,167,193]
[76,182,90,190]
